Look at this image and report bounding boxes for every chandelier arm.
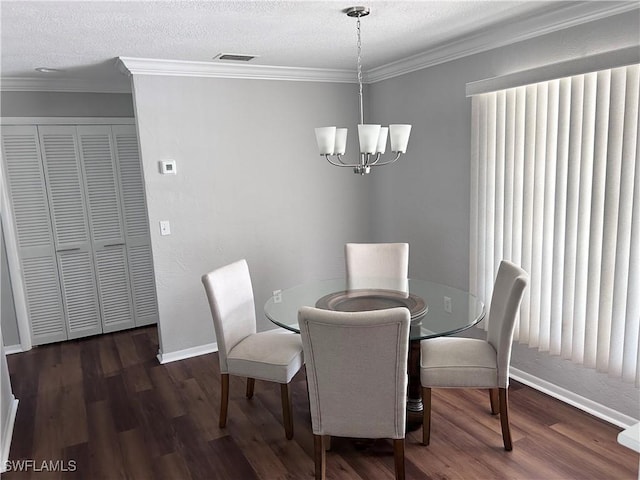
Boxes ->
[325,154,358,168]
[370,152,403,167]
[335,154,352,166]
[368,152,383,166]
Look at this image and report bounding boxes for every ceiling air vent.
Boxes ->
[214,53,257,62]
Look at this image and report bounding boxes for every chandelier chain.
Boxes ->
[356,16,364,124]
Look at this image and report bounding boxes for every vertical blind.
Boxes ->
[470,64,639,386]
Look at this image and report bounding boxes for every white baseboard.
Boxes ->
[3,345,23,355]
[154,326,296,364]
[0,396,19,473]
[617,422,640,453]
[156,342,218,364]
[510,368,638,429]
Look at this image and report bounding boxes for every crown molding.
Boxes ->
[0,76,132,93]
[2,1,636,92]
[117,57,356,84]
[1,117,135,125]
[365,1,639,83]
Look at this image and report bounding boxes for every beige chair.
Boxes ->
[201,259,304,440]
[345,242,409,279]
[420,260,528,451]
[298,306,411,480]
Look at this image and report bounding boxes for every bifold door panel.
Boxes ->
[2,123,159,345]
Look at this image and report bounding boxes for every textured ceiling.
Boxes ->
[0,1,635,91]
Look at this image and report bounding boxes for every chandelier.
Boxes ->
[314,6,411,175]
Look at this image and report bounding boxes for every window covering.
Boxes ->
[466,46,640,97]
[470,63,639,386]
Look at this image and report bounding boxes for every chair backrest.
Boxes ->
[298,306,411,440]
[486,260,529,388]
[201,259,257,374]
[345,243,409,280]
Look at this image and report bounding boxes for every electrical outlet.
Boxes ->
[444,296,452,313]
[273,289,282,303]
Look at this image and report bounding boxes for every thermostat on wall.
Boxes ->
[159,160,177,175]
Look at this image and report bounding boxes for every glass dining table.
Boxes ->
[264,277,486,428]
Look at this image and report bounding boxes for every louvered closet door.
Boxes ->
[1,126,67,344]
[38,125,102,339]
[112,125,159,326]
[78,125,135,333]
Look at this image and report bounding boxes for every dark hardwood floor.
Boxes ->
[4,326,638,479]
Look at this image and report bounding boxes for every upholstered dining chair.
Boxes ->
[345,242,410,292]
[345,242,409,279]
[419,260,528,451]
[201,259,304,440]
[298,306,411,480]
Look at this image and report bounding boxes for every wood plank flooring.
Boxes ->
[4,326,639,479]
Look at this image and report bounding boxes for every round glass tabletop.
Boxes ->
[264,277,485,341]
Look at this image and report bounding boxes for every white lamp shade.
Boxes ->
[389,124,412,153]
[334,128,348,155]
[358,124,381,154]
[315,127,337,155]
[376,127,389,154]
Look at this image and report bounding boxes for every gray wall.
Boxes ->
[1,221,19,347]
[1,91,134,117]
[368,11,640,418]
[131,75,371,355]
[369,11,640,290]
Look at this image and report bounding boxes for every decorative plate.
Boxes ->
[315,289,427,320]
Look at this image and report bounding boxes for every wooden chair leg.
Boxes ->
[393,438,405,480]
[422,387,431,445]
[499,387,513,451]
[280,383,294,440]
[246,378,255,398]
[313,434,326,480]
[489,388,499,415]
[219,373,229,428]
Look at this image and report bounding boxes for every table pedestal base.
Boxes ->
[406,398,423,431]
[406,339,424,431]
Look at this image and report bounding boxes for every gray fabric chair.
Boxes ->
[298,306,411,480]
[202,259,304,440]
[345,242,409,279]
[420,260,528,451]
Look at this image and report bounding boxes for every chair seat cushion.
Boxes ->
[420,337,498,388]
[227,331,303,384]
